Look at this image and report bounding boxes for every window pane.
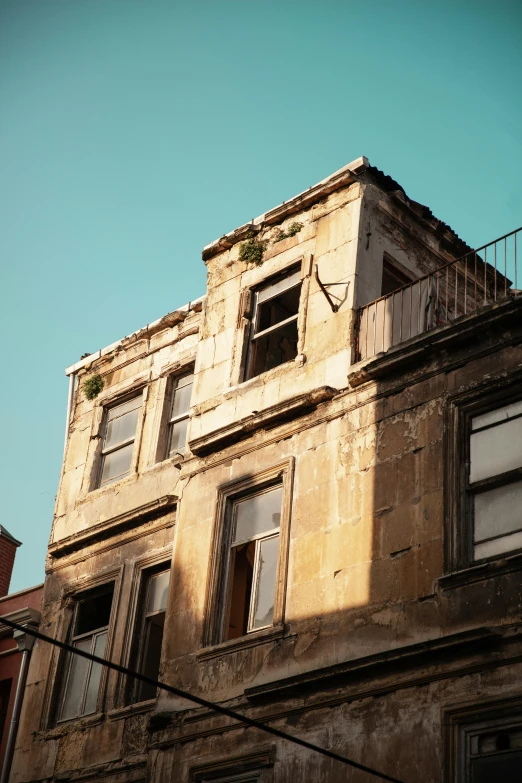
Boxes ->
[472,399,522,430]
[168,417,189,455]
[105,406,140,450]
[474,480,522,544]
[257,270,301,304]
[170,380,193,419]
[252,535,279,630]
[256,284,301,334]
[100,442,134,485]
[59,638,92,721]
[137,614,165,701]
[83,632,107,715]
[146,571,170,614]
[471,751,522,782]
[475,529,522,561]
[76,590,113,635]
[226,541,255,640]
[249,318,299,379]
[233,486,282,544]
[469,416,522,483]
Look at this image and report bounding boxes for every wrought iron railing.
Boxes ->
[356,227,521,362]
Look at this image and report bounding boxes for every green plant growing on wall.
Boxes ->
[273,221,304,243]
[238,232,268,265]
[83,373,104,400]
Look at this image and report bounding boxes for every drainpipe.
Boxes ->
[0,626,36,783]
[63,372,75,458]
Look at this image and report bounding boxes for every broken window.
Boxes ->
[245,269,301,380]
[224,485,282,640]
[131,567,170,703]
[57,585,114,722]
[166,372,193,457]
[468,400,522,561]
[98,395,142,487]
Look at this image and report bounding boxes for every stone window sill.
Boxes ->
[36,712,105,740]
[197,625,285,662]
[438,550,522,590]
[107,699,156,722]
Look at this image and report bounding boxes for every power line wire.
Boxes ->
[2,617,405,783]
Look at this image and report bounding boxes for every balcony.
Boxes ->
[356,228,521,362]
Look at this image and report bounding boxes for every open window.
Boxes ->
[98,395,142,487]
[129,566,170,703]
[381,256,413,296]
[245,268,301,381]
[56,584,114,722]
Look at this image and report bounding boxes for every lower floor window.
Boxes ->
[130,566,170,703]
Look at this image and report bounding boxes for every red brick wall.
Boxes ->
[0,538,17,598]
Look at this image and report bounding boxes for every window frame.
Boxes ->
[127,562,171,705]
[97,393,143,488]
[55,582,116,724]
[203,460,294,649]
[165,370,193,458]
[445,377,522,575]
[244,267,302,382]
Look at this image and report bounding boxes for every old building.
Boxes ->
[0,529,42,781]
[10,157,522,783]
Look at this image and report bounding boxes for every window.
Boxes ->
[130,567,170,703]
[446,699,522,783]
[224,485,282,641]
[468,400,522,561]
[166,372,193,457]
[381,257,412,296]
[98,395,142,487]
[0,679,12,745]
[57,585,114,722]
[245,268,301,380]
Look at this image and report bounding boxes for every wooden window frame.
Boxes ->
[202,460,294,649]
[96,393,144,488]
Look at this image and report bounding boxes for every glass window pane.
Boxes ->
[469,417,522,483]
[58,638,92,721]
[100,442,134,485]
[474,480,522,543]
[257,270,301,304]
[105,407,140,450]
[475,529,522,561]
[83,632,107,715]
[249,318,298,379]
[471,751,522,782]
[256,284,301,334]
[146,571,170,614]
[168,418,189,455]
[170,381,192,419]
[472,399,522,430]
[233,486,282,544]
[175,372,194,390]
[252,535,279,630]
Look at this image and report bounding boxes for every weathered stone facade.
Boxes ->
[11,158,522,783]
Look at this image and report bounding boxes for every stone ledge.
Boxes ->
[48,495,177,559]
[438,551,522,590]
[189,386,337,457]
[196,625,286,662]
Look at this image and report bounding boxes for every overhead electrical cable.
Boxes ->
[2,617,405,783]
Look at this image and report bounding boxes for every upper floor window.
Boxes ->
[167,372,193,457]
[57,584,114,722]
[129,566,170,703]
[225,485,282,640]
[468,400,522,561]
[98,395,142,487]
[245,268,301,380]
[381,256,412,296]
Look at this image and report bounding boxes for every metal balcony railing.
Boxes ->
[356,227,521,362]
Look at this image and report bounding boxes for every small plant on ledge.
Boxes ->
[238,232,268,265]
[273,221,304,243]
[83,373,104,400]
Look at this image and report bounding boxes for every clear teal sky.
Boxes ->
[1,0,521,592]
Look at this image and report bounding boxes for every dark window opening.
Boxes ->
[381,258,413,297]
[0,679,12,745]
[57,584,114,722]
[246,269,301,381]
